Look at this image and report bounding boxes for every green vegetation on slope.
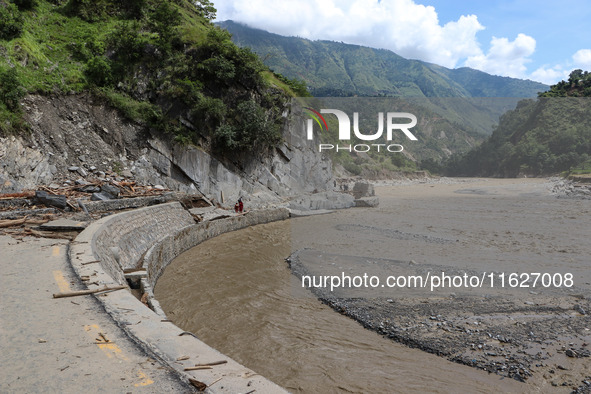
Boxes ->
[215,21,555,175]
[218,20,548,100]
[444,70,591,177]
[216,20,556,175]
[0,0,305,156]
[297,97,484,177]
[539,69,591,98]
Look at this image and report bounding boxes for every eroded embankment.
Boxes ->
[69,201,290,393]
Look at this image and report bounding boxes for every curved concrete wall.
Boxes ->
[69,202,289,393]
[88,202,195,285]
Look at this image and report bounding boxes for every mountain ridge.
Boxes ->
[218,20,548,99]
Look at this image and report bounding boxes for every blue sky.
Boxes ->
[216,0,591,84]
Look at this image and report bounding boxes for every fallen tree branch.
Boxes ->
[188,378,207,391]
[194,360,227,367]
[53,285,127,299]
[0,191,35,199]
[208,376,223,388]
[26,228,73,240]
[0,217,27,228]
[184,366,213,371]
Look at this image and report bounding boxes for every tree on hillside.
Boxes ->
[0,2,23,40]
[539,69,591,97]
[193,0,216,20]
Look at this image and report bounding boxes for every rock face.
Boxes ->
[288,191,355,211]
[0,94,334,207]
[334,179,379,208]
[0,135,58,193]
[354,196,380,207]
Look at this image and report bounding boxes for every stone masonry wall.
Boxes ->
[91,202,195,283]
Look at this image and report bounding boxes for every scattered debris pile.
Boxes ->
[550,178,591,199]
[0,175,212,239]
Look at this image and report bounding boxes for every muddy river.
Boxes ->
[155,177,591,393]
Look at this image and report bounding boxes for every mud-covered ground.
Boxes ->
[289,178,591,392]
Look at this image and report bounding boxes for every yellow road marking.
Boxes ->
[84,324,129,361]
[134,370,154,387]
[52,246,60,256]
[84,324,153,387]
[96,342,127,359]
[52,270,70,293]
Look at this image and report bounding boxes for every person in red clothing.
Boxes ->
[238,197,244,213]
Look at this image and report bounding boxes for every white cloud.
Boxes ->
[217,0,484,68]
[464,34,536,78]
[530,66,568,85]
[216,0,585,85]
[572,49,591,69]
[527,49,591,85]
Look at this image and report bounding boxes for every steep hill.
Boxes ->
[444,70,591,177]
[0,1,297,152]
[218,20,548,99]
[0,0,332,202]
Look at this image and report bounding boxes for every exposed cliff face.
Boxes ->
[0,93,333,206]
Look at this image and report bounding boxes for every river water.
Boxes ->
[153,179,586,393]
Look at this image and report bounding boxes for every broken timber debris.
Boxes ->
[52,285,127,299]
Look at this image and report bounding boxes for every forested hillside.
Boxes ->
[445,70,591,177]
[0,0,305,159]
[218,20,548,99]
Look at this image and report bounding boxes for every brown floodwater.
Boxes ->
[154,180,569,393]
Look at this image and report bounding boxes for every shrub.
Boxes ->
[193,0,216,20]
[12,0,37,10]
[0,67,26,135]
[85,56,113,87]
[69,37,105,61]
[275,73,310,96]
[193,95,226,124]
[64,0,110,22]
[213,123,237,149]
[122,0,147,19]
[0,3,23,40]
[107,21,149,66]
[101,89,161,124]
[148,1,181,52]
[0,67,25,111]
[0,106,27,135]
[343,161,362,175]
[234,100,281,149]
[196,28,264,87]
[198,55,235,81]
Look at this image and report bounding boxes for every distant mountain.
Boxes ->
[215,21,557,173]
[218,20,548,100]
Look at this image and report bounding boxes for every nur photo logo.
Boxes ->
[303,107,418,153]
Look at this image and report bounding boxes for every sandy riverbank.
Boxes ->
[289,178,591,391]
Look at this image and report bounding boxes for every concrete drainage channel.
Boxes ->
[69,201,290,393]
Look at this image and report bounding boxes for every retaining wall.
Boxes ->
[89,202,195,284]
[69,202,289,393]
